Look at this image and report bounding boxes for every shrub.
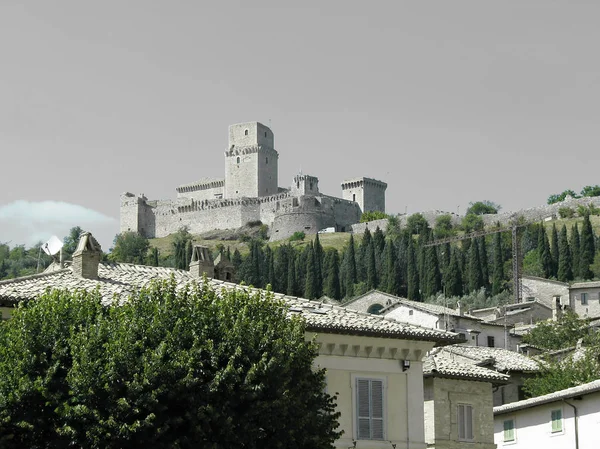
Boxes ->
[360,211,388,223]
[558,207,575,219]
[289,231,306,242]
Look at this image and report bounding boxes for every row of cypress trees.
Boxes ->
[231,214,599,302]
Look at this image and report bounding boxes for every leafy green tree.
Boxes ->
[461,214,484,233]
[557,224,573,282]
[547,189,579,205]
[434,214,455,239]
[145,247,159,267]
[109,232,150,264]
[0,280,341,448]
[579,213,596,279]
[405,213,429,236]
[580,185,600,197]
[63,226,84,259]
[360,211,388,222]
[523,311,592,350]
[466,200,500,215]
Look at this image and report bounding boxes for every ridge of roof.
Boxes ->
[494,379,600,415]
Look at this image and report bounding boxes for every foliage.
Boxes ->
[434,214,455,239]
[547,189,579,205]
[109,232,150,264]
[63,226,84,258]
[465,200,501,215]
[405,213,429,235]
[522,311,592,350]
[0,280,342,448]
[461,214,484,233]
[359,211,388,223]
[289,231,306,242]
[580,185,600,198]
[172,226,193,270]
[558,207,575,218]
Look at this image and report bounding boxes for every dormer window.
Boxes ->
[244,129,248,136]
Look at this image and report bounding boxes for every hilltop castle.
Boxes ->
[120,122,387,241]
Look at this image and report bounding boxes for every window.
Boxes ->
[353,193,356,201]
[503,419,515,442]
[551,409,562,433]
[457,404,474,442]
[487,336,495,347]
[264,131,267,137]
[266,157,268,164]
[581,293,588,305]
[356,378,384,440]
[244,129,248,136]
[409,310,413,316]
[236,156,240,164]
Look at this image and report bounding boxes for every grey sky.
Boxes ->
[1,1,599,249]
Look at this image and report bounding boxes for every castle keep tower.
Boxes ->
[341,177,388,214]
[224,122,279,199]
[291,173,319,196]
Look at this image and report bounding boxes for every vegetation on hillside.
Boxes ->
[547,185,600,204]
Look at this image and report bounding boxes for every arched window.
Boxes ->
[353,193,356,202]
[264,131,267,137]
[236,156,240,164]
[244,129,248,136]
[367,304,384,315]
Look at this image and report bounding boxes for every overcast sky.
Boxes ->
[1,1,599,250]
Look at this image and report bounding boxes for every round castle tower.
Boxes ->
[224,122,279,199]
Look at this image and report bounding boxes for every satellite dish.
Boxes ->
[42,235,64,256]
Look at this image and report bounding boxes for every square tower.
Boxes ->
[341,177,387,214]
[224,122,279,199]
[291,173,320,196]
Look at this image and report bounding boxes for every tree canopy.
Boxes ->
[0,280,341,448]
[465,200,501,215]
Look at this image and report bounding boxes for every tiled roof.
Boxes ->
[570,281,600,289]
[423,347,510,383]
[438,345,540,373]
[494,379,600,415]
[0,263,461,345]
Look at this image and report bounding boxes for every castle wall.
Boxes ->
[176,179,224,202]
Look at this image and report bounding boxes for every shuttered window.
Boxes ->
[356,378,385,440]
[551,409,562,433]
[457,404,474,442]
[503,419,515,442]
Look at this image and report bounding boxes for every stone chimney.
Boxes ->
[456,301,464,316]
[72,232,102,280]
[189,245,214,279]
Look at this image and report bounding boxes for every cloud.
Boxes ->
[0,200,117,248]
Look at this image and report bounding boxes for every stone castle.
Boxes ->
[120,122,387,241]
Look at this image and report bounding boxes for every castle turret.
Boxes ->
[341,177,387,214]
[291,173,319,196]
[224,122,279,199]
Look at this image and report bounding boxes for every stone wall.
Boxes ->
[350,218,389,235]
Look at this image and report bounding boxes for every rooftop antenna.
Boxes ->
[41,235,64,271]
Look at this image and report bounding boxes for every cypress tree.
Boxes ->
[273,244,289,294]
[386,244,401,296]
[538,225,553,278]
[366,241,378,290]
[550,223,559,278]
[286,253,297,296]
[304,244,318,299]
[570,223,581,279]
[232,249,242,271]
[579,213,596,279]
[373,226,386,255]
[296,247,308,296]
[264,246,275,289]
[422,243,441,299]
[491,231,505,295]
[444,248,463,297]
[406,237,420,300]
[323,249,341,300]
[557,224,573,282]
[314,233,324,297]
[478,236,489,290]
[467,238,483,293]
[185,240,193,270]
[343,235,358,298]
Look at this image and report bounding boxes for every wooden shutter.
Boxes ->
[458,404,473,441]
[356,378,385,440]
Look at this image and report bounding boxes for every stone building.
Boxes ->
[120,122,387,241]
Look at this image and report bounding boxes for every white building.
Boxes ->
[493,379,600,449]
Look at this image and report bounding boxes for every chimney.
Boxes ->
[189,245,214,279]
[72,232,102,280]
[456,301,464,316]
[552,295,563,321]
